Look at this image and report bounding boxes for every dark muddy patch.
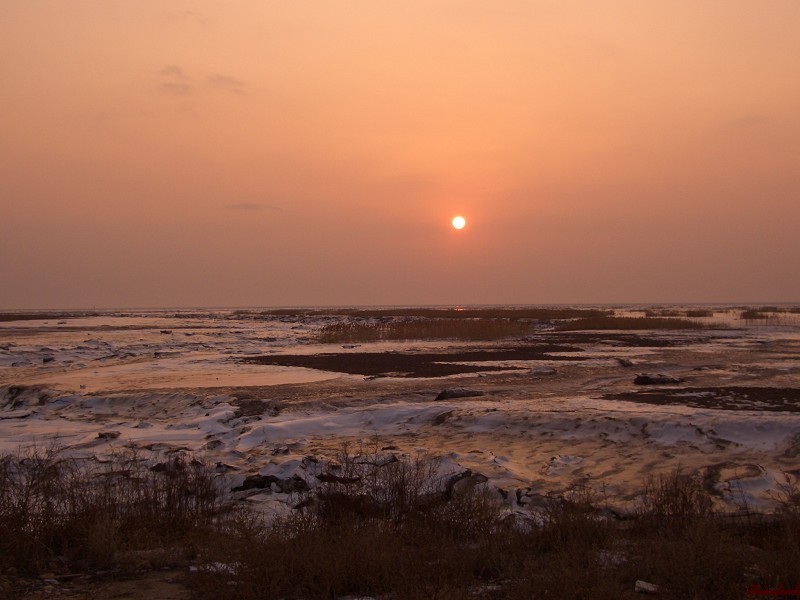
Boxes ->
[241,345,584,378]
[604,386,800,412]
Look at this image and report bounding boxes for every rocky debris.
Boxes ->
[634,373,683,385]
[616,358,635,367]
[97,431,121,440]
[435,388,485,401]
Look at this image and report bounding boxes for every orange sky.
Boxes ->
[2,2,799,308]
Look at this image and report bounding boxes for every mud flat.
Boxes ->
[2,306,800,516]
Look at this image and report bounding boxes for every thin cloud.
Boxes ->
[159,65,188,80]
[158,65,194,96]
[156,68,247,97]
[208,74,247,94]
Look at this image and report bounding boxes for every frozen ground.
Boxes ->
[2,306,800,516]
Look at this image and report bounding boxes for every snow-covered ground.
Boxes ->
[2,307,799,516]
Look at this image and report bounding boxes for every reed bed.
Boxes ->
[317,318,539,343]
[643,308,714,318]
[557,316,707,331]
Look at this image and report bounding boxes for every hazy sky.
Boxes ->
[2,1,799,308]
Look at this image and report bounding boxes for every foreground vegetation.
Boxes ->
[0,445,222,581]
[2,445,799,599]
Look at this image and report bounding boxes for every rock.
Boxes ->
[97,431,121,440]
[634,373,683,385]
[451,472,488,496]
[232,473,309,493]
[444,469,488,499]
[432,410,454,426]
[435,388,485,401]
[616,358,635,367]
[150,456,190,473]
[316,472,362,484]
[276,475,309,494]
[0,410,33,420]
[292,497,314,510]
[515,487,533,506]
[515,488,548,509]
[531,367,556,376]
[355,453,398,467]
[635,579,659,594]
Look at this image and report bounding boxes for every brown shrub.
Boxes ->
[0,444,224,576]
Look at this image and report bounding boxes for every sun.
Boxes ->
[451,215,466,230]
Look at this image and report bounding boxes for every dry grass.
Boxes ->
[191,450,800,600]
[0,444,224,578]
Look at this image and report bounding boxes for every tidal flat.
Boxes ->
[2,305,800,597]
[3,306,799,513]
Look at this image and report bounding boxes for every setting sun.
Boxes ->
[451,216,466,230]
